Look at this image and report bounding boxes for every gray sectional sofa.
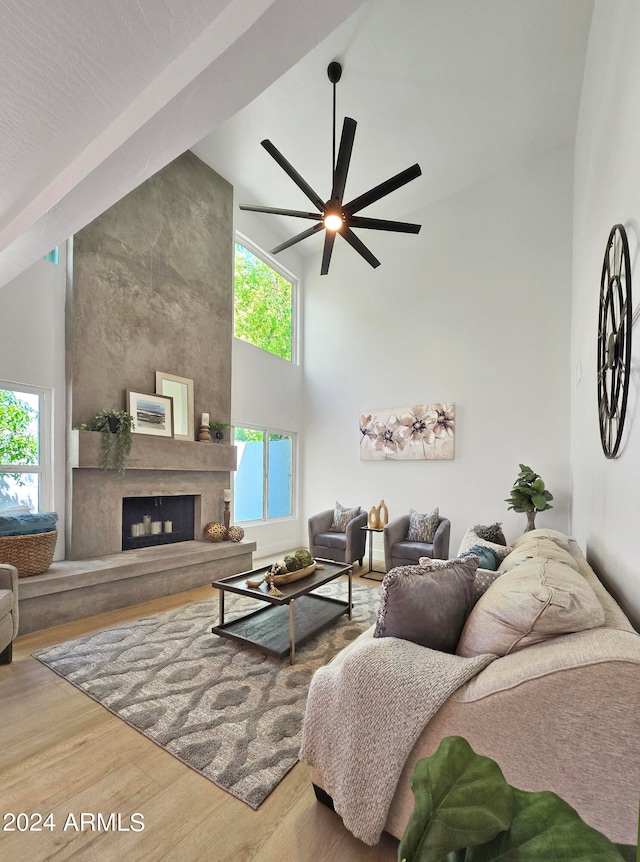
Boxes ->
[305,528,640,845]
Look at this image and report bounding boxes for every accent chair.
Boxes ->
[308,508,368,566]
[0,563,19,664]
[384,514,451,570]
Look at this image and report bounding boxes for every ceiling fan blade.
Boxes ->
[349,215,421,233]
[320,230,336,276]
[261,139,325,212]
[239,204,322,221]
[270,222,324,255]
[331,117,357,203]
[341,227,381,269]
[344,164,422,215]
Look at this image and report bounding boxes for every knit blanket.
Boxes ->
[299,636,496,845]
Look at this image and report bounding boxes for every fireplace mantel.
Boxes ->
[69,430,236,472]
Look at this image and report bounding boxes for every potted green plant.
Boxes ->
[399,736,636,862]
[79,409,133,474]
[505,463,553,531]
[208,420,230,443]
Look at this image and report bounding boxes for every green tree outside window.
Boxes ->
[234,243,293,361]
[0,389,38,484]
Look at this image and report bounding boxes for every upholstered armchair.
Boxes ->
[308,509,368,566]
[0,563,19,664]
[384,514,450,570]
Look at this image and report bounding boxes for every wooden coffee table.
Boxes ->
[211,559,352,664]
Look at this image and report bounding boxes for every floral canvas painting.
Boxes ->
[359,403,455,460]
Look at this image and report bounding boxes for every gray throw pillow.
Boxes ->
[407,507,439,542]
[472,522,507,546]
[329,501,361,532]
[374,558,478,653]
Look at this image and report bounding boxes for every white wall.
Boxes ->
[302,148,574,560]
[0,250,66,558]
[571,0,640,628]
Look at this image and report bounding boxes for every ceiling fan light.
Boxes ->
[324,212,343,231]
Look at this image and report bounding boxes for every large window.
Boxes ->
[233,427,294,523]
[0,383,51,513]
[234,236,297,362]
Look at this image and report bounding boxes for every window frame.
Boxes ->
[233,423,297,525]
[0,380,53,513]
[233,231,300,365]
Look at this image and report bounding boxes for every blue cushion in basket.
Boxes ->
[0,512,58,537]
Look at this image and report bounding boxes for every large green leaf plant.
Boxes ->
[505,464,553,514]
[399,736,637,862]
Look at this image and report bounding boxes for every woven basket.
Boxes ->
[0,530,58,577]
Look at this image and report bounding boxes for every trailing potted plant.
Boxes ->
[208,420,230,443]
[505,463,553,531]
[79,409,133,475]
[399,736,636,862]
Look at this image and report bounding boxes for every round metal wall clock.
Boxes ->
[597,223,632,459]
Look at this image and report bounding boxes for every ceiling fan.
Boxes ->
[240,61,422,275]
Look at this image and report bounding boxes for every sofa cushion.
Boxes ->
[456,558,605,658]
[458,528,512,560]
[498,539,579,573]
[374,558,477,653]
[472,522,507,545]
[329,502,361,532]
[0,511,58,537]
[407,507,439,542]
[510,528,572,553]
[313,531,347,550]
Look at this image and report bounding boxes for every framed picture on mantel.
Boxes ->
[127,390,174,438]
[155,371,194,441]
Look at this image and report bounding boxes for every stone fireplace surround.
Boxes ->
[15,153,258,634]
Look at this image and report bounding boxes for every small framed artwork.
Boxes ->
[127,390,174,438]
[155,371,194,441]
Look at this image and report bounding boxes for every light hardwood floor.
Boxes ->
[0,572,398,862]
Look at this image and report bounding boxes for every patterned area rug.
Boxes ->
[33,580,379,808]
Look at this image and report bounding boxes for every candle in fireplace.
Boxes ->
[223,489,231,502]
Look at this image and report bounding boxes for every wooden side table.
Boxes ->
[360,526,386,580]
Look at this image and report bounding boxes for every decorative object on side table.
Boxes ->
[505,463,553,532]
[197,412,212,442]
[368,499,389,529]
[78,409,133,474]
[203,522,226,542]
[598,224,633,459]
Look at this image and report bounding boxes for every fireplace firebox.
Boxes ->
[122,495,195,551]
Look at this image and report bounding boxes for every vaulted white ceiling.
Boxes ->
[0,0,363,287]
[0,0,594,287]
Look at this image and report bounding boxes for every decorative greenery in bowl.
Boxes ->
[505,463,553,531]
[79,409,133,475]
